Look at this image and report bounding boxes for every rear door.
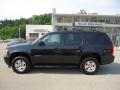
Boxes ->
[83,33,107,54]
[59,32,83,64]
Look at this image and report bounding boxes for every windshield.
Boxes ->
[32,37,41,44]
[32,33,47,44]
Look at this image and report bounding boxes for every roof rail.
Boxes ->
[71,27,99,32]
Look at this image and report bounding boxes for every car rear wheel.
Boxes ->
[11,56,31,74]
[80,57,99,75]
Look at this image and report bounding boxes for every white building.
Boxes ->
[25,9,120,46]
[52,9,120,46]
[26,25,52,41]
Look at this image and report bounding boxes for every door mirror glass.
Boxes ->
[39,41,45,46]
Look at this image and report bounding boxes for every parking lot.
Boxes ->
[0,43,120,90]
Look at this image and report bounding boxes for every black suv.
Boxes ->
[4,31,114,75]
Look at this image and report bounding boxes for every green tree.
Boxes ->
[0,14,52,40]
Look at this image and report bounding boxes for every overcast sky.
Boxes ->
[0,0,120,20]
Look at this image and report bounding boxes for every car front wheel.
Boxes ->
[11,56,31,74]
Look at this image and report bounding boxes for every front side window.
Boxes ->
[41,33,60,46]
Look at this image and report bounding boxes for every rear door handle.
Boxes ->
[54,48,60,50]
[54,48,61,54]
[78,47,81,48]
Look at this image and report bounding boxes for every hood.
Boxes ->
[6,42,32,51]
[7,41,26,46]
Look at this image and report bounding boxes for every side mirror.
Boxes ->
[38,41,45,46]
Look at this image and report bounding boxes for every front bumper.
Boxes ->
[4,54,11,67]
[101,54,114,65]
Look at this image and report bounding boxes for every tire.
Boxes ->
[80,57,99,75]
[11,56,31,74]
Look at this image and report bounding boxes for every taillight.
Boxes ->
[104,44,114,55]
[112,45,115,55]
[110,43,114,55]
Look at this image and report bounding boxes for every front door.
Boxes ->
[31,33,61,65]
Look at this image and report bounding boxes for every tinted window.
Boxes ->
[63,33,82,46]
[84,33,106,45]
[41,33,60,46]
[96,34,106,44]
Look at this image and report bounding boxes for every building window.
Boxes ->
[73,16,80,22]
[106,17,116,24]
[29,33,39,40]
[89,17,97,22]
[57,17,63,23]
[57,26,64,31]
[97,17,106,23]
[114,17,120,24]
[80,16,88,22]
[64,16,72,23]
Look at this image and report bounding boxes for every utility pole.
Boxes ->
[18,28,21,39]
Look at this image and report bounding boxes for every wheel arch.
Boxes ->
[80,52,101,65]
[9,52,32,66]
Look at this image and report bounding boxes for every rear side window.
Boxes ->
[63,33,82,46]
[84,33,106,45]
[103,34,113,46]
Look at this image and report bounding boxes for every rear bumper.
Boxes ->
[101,54,114,65]
[4,54,11,67]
